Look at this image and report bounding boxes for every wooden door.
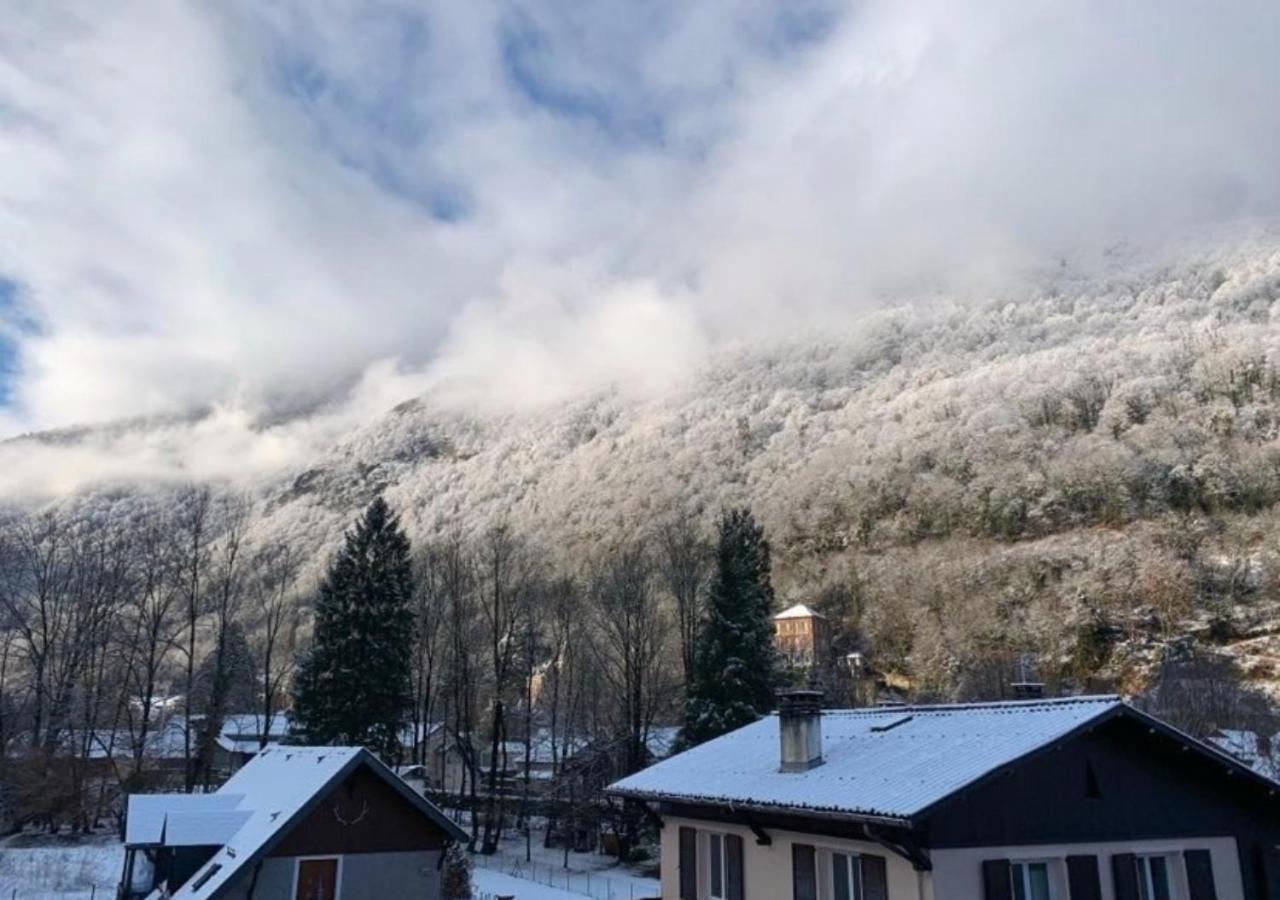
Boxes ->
[295,858,339,900]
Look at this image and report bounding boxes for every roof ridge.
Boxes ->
[795,695,1123,717]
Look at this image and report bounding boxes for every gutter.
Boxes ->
[605,787,914,830]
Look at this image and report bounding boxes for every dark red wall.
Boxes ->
[270,765,448,857]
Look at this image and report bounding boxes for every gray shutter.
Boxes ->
[1111,853,1140,900]
[982,859,1013,900]
[1183,849,1218,900]
[727,833,745,900]
[792,843,817,900]
[1066,855,1102,900]
[678,827,697,900]
[860,855,888,900]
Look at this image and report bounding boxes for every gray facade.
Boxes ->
[220,850,442,900]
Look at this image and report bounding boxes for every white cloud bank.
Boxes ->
[0,1,1278,492]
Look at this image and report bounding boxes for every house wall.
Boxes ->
[921,715,1280,898]
[659,815,925,900]
[220,850,442,900]
[930,836,1243,900]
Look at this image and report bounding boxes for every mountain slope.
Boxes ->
[20,234,1280,698]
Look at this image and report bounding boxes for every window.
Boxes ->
[1011,862,1053,900]
[708,832,728,900]
[830,852,863,900]
[1135,856,1172,900]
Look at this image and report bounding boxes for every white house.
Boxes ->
[609,692,1280,900]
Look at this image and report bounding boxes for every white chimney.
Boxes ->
[777,689,824,772]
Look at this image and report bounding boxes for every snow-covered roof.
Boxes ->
[127,746,465,899]
[125,794,245,845]
[611,697,1134,823]
[774,603,825,620]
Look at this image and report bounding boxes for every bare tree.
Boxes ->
[477,524,525,854]
[249,540,299,750]
[119,506,183,779]
[409,547,446,766]
[193,495,250,790]
[659,515,710,684]
[173,486,213,791]
[590,542,673,777]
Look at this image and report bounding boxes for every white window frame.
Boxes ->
[1010,859,1056,900]
[827,849,863,900]
[704,832,729,900]
[290,855,344,900]
[1134,854,1175,900]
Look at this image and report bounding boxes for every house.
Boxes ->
[119,745,466,900]
[774,604,831,669]
[212,713,291,773]
[608,692,1280,900]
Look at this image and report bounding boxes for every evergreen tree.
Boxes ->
[291,497,414,758]
[679,507,778,747]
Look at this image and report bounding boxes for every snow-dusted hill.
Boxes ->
[10,234,1280,695]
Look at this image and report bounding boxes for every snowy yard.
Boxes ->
[0,839,120,900]
[0,835,659,900]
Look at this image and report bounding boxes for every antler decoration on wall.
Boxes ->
[332,796,370,826]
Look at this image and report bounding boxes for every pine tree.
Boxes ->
[291,497,414,759]
[679,507,778,747]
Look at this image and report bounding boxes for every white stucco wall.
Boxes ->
[930,836,1243,900]
[658,819,1245,900]
[659,816,927,900]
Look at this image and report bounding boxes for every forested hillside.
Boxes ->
[13,234,1280,703]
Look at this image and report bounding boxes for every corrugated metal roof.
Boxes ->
[609,696,1124,822]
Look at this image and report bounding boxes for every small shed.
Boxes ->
[119,745,466,900]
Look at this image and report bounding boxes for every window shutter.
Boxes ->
[860,855,888,900]
[981,859,1013,900]
[1066,855,1102,900]
[792,844,817,900]
[678,827,697,900]
[727,833,745,900]
[1184,849,1218,900]
[1111,853,1140,900]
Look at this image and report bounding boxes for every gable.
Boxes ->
[922,713,1280,847]
[269,764,449,857]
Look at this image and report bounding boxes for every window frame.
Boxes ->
[1134,854,1173,900]
[705,831,729,900]
[1010,859,1056,900]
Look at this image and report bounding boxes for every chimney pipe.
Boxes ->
[777,689,824,772]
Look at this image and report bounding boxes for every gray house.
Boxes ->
[119,745,465,900]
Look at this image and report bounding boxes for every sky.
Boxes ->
[1,1,1279,464]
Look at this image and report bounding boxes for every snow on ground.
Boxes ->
[0,834,660,900]
[473,870,591,900]
[0,839,120,900]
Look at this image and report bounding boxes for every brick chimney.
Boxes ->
[777,688,824,772]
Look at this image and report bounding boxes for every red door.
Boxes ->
[295,858,339,900]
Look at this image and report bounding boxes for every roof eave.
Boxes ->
[605,786,914,830]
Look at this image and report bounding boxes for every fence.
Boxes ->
[472,851,658,900]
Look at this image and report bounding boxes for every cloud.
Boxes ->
[0,0,1277,491]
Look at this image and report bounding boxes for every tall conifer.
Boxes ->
[292,497,413,758]
[679,507,778,747]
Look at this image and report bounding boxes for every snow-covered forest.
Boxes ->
[5,235,1280,829]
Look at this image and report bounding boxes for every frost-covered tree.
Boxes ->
[291,497,414,759]
[680,508,778,747]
